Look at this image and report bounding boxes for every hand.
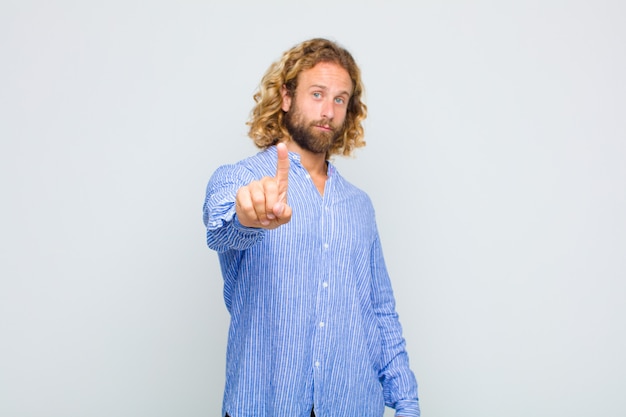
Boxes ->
[235,142,292,229]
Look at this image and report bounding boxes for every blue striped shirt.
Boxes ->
[203,146,420,417]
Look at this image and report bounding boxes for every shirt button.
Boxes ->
[319,321,325,328]
[305,174,311,179]
[322,281,328,288]
[315,361,320,368]
[323,243,329,249]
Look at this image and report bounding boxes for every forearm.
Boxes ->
[370,235,420,416]
[377,313,420,416]
[203,164,265,252]
[205,207,265,252]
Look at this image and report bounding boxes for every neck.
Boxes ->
[283,140,328,177]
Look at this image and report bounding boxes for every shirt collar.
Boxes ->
[266,145,336,177]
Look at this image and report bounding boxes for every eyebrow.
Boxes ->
[309,84,352,97]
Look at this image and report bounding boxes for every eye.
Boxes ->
[335,97,345,105]
[312,92,322,99]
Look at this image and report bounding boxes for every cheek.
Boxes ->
[335,107,349,125]
[300,100,318,114]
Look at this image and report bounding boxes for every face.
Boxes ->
[281,62,353,155]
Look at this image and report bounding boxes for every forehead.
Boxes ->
[297,62,353,94]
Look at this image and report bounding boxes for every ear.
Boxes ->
[280,85,292,112]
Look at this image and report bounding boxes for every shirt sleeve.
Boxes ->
[370,233,421,417]
[203,163,266,252]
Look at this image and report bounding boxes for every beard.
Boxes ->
[284,106,344,155]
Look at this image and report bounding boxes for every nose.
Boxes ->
[321,99,334,120]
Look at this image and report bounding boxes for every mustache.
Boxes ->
[310,119,335,131]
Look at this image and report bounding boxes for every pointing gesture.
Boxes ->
[235,143,292,229]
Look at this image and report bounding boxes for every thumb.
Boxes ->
[274,142,290,201]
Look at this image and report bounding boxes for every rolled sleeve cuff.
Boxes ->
[395,400,421,417]
[206,204,265,251]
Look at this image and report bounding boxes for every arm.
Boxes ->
[203,143,292,253]
[203,163,265,252]
[370,234,421,417]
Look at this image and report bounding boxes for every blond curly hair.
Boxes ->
[247,38,368,158]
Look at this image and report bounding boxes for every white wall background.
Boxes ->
[1,1,624,416]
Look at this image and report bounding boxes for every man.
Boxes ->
[203,38,420,417]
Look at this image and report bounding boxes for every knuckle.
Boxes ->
[237,201,254,215]
[264,181,277,194]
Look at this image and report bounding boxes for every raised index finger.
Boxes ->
[274,142,290,200]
